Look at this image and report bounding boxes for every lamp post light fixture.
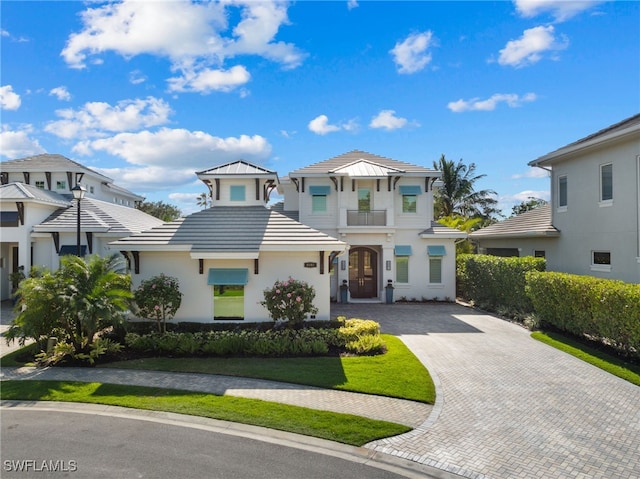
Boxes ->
[71,184,87,257]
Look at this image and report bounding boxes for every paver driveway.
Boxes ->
[332,302,640,479]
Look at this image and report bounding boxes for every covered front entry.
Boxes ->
[349,246,378,298]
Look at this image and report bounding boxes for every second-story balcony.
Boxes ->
[346,210,387,226]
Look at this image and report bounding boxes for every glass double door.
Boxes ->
[348,247,378,298]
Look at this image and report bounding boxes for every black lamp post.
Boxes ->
[71,184,87,256]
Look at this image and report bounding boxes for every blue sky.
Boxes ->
[1,0,638,216]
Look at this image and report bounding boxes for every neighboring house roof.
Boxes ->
[0,182,72,207]
[468,204,560,239]
[419,221,468,239]
[529,114,640,167]
[269,201,300,221]
[110,206,345,256]
[33,197,164,235]
[196,160,277,176]
[1,153,113,182]
[1,153,144,201]
[289,150,439,176]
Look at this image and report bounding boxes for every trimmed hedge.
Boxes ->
[124,318,386,357]
[525,272,640,358]
[457,254,546,316]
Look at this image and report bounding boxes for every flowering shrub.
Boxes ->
[261,277,318,325]
[134,273,182,333]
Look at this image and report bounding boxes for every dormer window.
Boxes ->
[230,185,246,201]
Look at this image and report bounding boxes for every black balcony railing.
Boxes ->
[346,210,386,226]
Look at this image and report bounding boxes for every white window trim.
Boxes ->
[590,251,611,273]
[557,175,568,211]
[599,163,613,205]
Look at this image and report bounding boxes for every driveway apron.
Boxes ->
[332,303,640,479]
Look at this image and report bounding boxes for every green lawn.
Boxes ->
[531,331,640,386]
[0,380,410,446]
[102,334,435,403]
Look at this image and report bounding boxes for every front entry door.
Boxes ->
[349,247,378,298]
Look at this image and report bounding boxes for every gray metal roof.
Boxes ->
[197,160,277,176]
[530,114,640,167]
[110,206,345,253]
[268,202,300,221]
[33,198,164,235]
[0,182,72,207]
[419,221,468,239]
[1,154,113,181]
[289,150,439,176]
[468,204,560,239]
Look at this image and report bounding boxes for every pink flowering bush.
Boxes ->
[261,277,318,325]
[134,273,182,333]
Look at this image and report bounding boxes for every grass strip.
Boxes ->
[531,331,640,386]
[0,380,410,446]
[102,334,435,404]
[0,343,38,367]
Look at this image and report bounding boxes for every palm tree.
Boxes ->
[433,154,500,221]
[9,254,132,356]
[197,192,212,209]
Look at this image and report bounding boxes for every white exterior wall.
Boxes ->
[214,178,266,207]
[549,139,640,283]
[130,250,334,324]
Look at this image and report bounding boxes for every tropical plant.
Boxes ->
[261,277,318,326]
[134,273,183,333]
[136,200,181,221]
[511,197,548,216]
[437,214,482,254]
[196,192,213,209]
[432,154,500,222]
[7,254,132,362]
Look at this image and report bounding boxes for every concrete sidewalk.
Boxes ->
[0,366,431,428]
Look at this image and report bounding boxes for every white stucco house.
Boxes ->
[110,160,347,323]
[278,150,466,303]
[0,154,164,300]
[470,113,640,284]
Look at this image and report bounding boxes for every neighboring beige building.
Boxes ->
[470,114,640,284]
[0,154,163,300]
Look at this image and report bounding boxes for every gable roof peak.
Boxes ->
[196,159,277,176]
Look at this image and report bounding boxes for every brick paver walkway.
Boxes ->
[334,303,640,479]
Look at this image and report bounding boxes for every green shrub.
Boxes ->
[457,254,546,317]
[526,271,640,358]
[345,335,387,355]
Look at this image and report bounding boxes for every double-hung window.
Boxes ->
[427,245,446,284]
[309,186,330,214]
[394,245,412,284]
[600,163,613,204]
[399,186,421,213]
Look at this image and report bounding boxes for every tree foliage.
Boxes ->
[133,274,183,333]
[511,197,547,216]
[437,215,482,254]
[432,154,500,222]
[137,200,181,222]
[7,255,132,362]
[196,192,213,209]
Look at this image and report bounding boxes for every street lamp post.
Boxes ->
[71,184,87,256]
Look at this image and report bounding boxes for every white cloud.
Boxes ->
[448,93,537,112]
[75,128,271,168]
[45,96,172,139]
[390,31,435,74]
[0,126,46,159]
[129,70,147,85]
[514,0,603,22]
[308,115,341,135]
[49,86,71,101]
[347,1,359,10]
[0,85,21,110]
[1,29,9,37]
[498,25,568,68]
[60,0,305,92]
[167,65,251,93]
[511,167,550,179]
[369,110,409,131]
[308,115,358,135]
